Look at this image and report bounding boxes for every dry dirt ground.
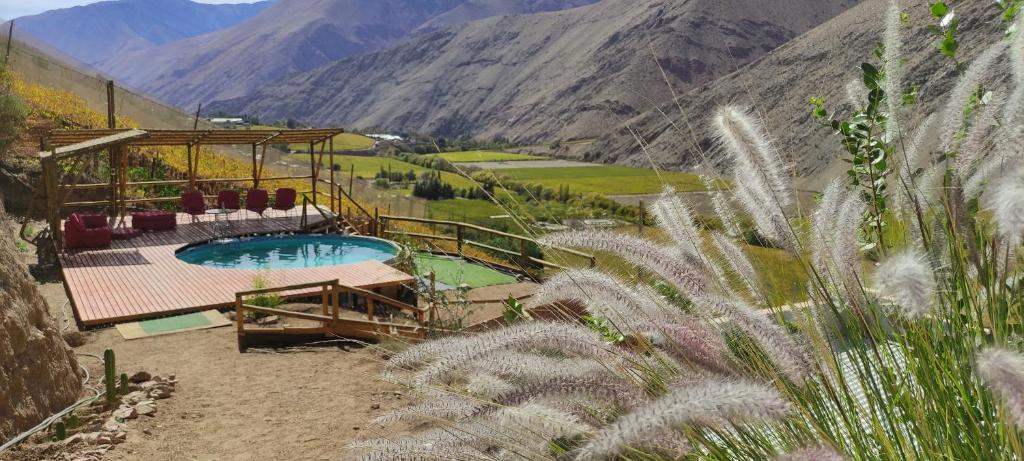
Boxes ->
[7,248,420,461]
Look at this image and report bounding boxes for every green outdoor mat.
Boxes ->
[116,310,231,340]
[415,254,519,288]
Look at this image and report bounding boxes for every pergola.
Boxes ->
[39,128,346,250]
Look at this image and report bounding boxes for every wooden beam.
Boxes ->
[41,157,62,251]
[37,129,148,162]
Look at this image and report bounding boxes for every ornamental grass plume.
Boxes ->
[873,250,936,319]
[540,231,708,297]
[573,379,791,460]
[651,186,703,258]
[712,106,796,250]
[882,0,903,143]
[985,166,1024,246]
[938,41,1008,152]
[977,348,1024,428]
[774,446,847,461]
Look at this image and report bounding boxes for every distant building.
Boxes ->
[367,133,403,141]
[208,117,247,128]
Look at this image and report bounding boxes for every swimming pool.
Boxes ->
[176,235,400,269]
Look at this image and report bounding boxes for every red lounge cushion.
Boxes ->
[112,228,142,240]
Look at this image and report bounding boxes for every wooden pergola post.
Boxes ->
[41,155,62,251]
[309,141,317,206]
[106,81,118,221]
[329,136,335,213]
[186,144,194,190]
[251,144,258,189]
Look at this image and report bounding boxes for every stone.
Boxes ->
[102,418,123,432]
[256,315,279,325]
[63,433,84,446]
[142,428,152,435]
[128,371,152,383]
[370,403,380,410]
[149,386,172,399]
[113,407,138,420]
[112,431,127,444]
[125,391,147,404]
[135,403,157,416]
[352,426,360,430]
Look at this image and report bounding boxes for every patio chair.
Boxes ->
[217,190,241,211]
[273,188,297,217]
[181,191,206,223]
[64,213,112,249]
[246,189,269,216]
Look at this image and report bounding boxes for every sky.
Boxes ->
[0,0,258,20]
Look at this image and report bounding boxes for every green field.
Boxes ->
[299,154,478,190]
[491,165,721,194]
[289,132,375,152]
[425,150,546,162]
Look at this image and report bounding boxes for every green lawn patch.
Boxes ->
[415,253,519,288]
[491,165,722,194]
[426,150,546,162]
[289,133,376,152]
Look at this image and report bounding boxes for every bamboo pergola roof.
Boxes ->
[46,128,345,149]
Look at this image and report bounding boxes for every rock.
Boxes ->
[142,428,152,435]
[125,390,148,404]
[168,374,176,381]
[352,426,360,430]
[95,434,112,445]
[256,315,279,325]
[149,386,172,399]
[102,418,123,432]
[62,331,87,347]
[64,433,84,446]
[224,311,236,321]
[128,371,152,383]
[112,431,127,444]
[135,403,157,416]
[370,403,380,410]
[113,407,138,420]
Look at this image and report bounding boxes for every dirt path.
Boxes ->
[29,280,418,461]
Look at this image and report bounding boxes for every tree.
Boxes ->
[0,64,27,159]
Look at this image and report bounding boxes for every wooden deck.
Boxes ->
[59,206,416,327]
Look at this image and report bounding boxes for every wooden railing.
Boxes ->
[234,279,432,351]
[378,215,596,270]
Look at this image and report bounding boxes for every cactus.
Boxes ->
[54,421,66,440]
[103,349,116,405]
[120,373,129,395]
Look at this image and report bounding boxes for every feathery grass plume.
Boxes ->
[643,320,737,376]
[386,333,474,373]
[710,231,760,297]
[775,446,847,461]
[938,41,1008,152]
[528,268,678,330]
[811,180,864,294]
[540,231,708,297]
[499,375,651,411]
[882,0,903,143]
[711,189,743,238]
[374,394,484,425]
[713,106,796,249]
[465,373,516,400]
[985,166,1024,246]
[697,295,813,383]
[413,322,615,386]
[956,94,1003,182]
[873,250,936,319]
[348,429,484,461]
[964,153,1014,199]
[845,79,868,108]
[573,379,791,460]
[468,351,616,385]
[892,113,935,212]
[652,186,704,258]
[977,348,1024,427]
[1012,9,1024,87]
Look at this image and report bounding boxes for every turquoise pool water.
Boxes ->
[176,235,399,269]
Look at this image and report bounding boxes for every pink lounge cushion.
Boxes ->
[181,191,206,215]
[246,189,269,215]
[273,188,296,211]
[218,190,241,210]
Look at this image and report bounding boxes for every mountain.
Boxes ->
[12,0,271,65]
[207,0,860,142]
[96,0,598,108]
[414,0,599,32]
[581,0,1004,184]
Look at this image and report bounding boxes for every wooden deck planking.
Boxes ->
[60,206,416,326]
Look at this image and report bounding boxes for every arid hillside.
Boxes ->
[583,0,1005,185]
[10,0,270,65]
[95,0,598,108]
[206,0,859,142]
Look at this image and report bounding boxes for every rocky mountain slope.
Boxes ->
[95,0,597,108]
[581,0,1004,183]
[206,0,859,143]
[0,201,82,442]
[414,0,598,32]
[11,0,270,65]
